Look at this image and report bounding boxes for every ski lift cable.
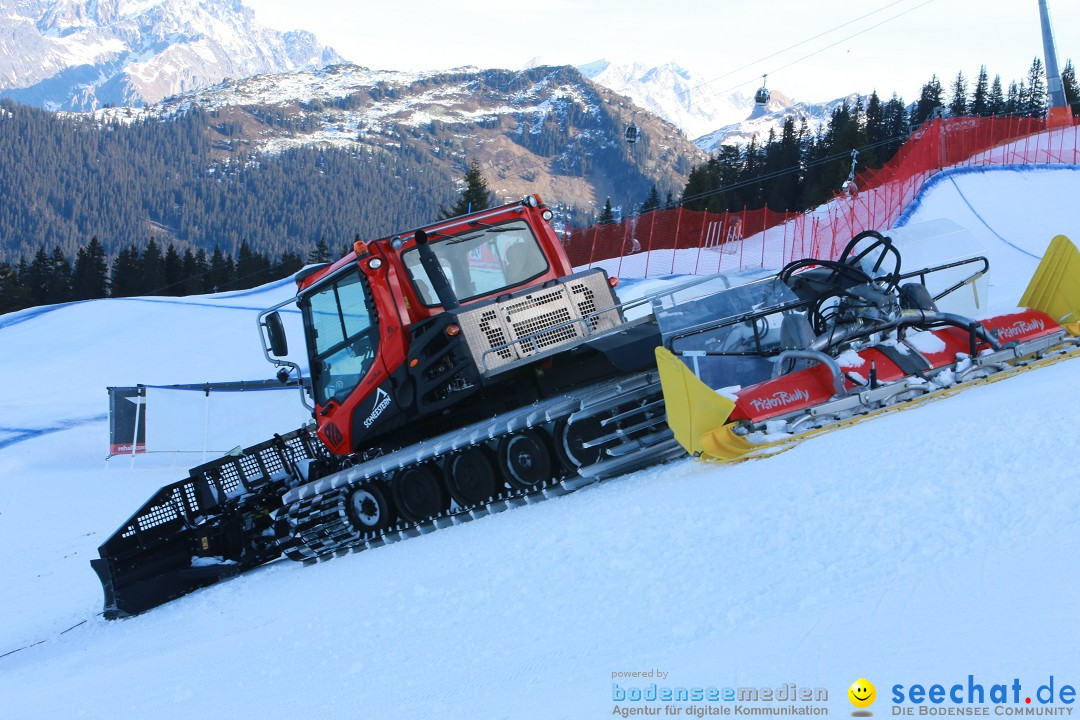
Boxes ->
[704,0,939,102]
[677,0,936,101]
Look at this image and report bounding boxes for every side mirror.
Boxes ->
[265,312,288,357]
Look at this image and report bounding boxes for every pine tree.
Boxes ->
[163,243,184,295]
[141,239,165,295]
[680,165,714,212]
[110,246,142,297]
[278,250,305,278]
[598,198,615,224]
[179,249,198,295]
[1005,81,1022,115]
[910,75,944,126]
[72,236,109,300]
[441,159,495,218]
[307,238,331,264]
[639,185,661,215]
[236,240,270,289]
[948,71,968,116]
[970,66,990,116]
[46,247,73,304]
[882,94,909,158]
[989,75,1006,114]
[1063,60,1080,112]
[191,248,210,294]
[207,245,234,292]
[0,262,32,313]
[865,92,886,152]
[25,248,53,306]
[1025,57,1047,117]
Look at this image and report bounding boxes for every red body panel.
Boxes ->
[295,198,572,454]
[296,199,571,325]
[730,309,1059,424]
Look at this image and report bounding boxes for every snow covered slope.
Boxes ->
[577,60,779,139]
[1,167,1079,719]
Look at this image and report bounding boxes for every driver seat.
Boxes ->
[777,312,817,375]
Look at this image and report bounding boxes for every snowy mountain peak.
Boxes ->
[0,0,343,110]
[577,59,776,140]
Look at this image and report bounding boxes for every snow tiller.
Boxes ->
[656,231,1080,462]
[90,201,1078,620]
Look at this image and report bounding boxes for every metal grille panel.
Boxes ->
[456,270,622,372]
[137,488,182,531]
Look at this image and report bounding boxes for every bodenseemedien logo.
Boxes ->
[849,679,876,717]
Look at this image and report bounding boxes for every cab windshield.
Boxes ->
[301,269,379,406]
[402,219,549,306]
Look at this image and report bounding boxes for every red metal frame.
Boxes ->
[728,308,1059,425]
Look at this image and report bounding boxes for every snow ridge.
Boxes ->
[0,0,342,110]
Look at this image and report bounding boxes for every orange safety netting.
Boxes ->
[564,115,1080,277]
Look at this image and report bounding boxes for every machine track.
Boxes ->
[278,370,685,563]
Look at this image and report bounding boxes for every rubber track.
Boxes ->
[279,370,686,563]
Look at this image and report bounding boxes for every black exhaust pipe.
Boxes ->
[414,230,460,310]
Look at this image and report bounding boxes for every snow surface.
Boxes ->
[1,167,1079,719]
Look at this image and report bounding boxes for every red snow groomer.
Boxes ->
[92,196,684,618]
[91,197,1080,619]
[656,231,1080,461]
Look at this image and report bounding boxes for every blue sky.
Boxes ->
[244,0,1079,105]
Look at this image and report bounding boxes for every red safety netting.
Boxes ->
[563,115,1080,277]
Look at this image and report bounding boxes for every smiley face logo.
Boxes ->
[848,678,876,711]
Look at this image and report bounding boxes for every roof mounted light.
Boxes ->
[523,195,539,208]
[391,235,404,251]
[541,209,553,221]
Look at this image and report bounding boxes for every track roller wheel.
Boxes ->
[443,447,498,507]
[344,483,392,534]
[554,417,605,471]
[497,429,552,491]
[391,465,445,523]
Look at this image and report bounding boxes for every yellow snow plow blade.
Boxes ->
[1020,234,1080,336]
[655,347,736,457]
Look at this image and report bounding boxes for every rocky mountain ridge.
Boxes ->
[0,0,341,110]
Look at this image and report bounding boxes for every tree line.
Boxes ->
[0,99,459,264]
[675,59,1079,215]
[0,164,492,314]
[0,236,352,314]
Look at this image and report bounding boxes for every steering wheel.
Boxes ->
[778,256,874,290]
[836,230,902,293]
[779,258,879,335]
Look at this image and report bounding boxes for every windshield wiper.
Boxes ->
[447,232,484,244]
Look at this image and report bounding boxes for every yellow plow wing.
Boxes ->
[655,347,736,457]
[1020,234,1080,336]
